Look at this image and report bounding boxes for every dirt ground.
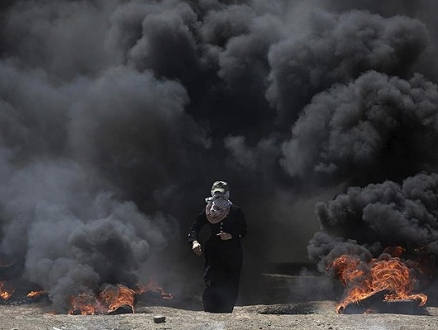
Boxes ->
[1,274,437,330]
[1,300,438,330]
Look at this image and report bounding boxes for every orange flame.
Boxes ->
[68,280,172,315]
[27,290,46,298]
[331,250,428,313]
[0,279,172,313]
[100,284,136,313]
[0,282,46,301]
[0,281,15,300]
[135,279,173,300]
[69,292,108,315]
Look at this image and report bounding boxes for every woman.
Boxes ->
[188,181,247,313]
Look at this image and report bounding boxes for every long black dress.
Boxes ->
[188,205,247,313]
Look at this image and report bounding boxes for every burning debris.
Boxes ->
[0,274,171,315]
[0,281,15,300]
[329,248,428,313]
[68,280,172,315]
[0,281,47,305]
[309,173,438,313]
[136,279,174,301]
[68,284,139,315]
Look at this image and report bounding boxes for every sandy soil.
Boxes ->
[1,295,438,330]
[1,274,437,330]
[0,300,438,330]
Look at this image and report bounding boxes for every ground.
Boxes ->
[1,274,437,330]
[1,300,438,330]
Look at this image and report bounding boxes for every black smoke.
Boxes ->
[309,173,438,268]
[1,0,438,310]
[281,71,438,185]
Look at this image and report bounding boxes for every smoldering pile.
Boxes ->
[308,172,438,312]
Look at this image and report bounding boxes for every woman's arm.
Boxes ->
[187,211,207,243]
[188,211,207,255]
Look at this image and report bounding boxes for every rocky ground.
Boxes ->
[1,300,438,330]
[1,274,437,330]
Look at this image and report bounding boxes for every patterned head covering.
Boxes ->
[205,181,232,223]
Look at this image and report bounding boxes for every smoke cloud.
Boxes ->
[281,71,438,184]
[1,0,438,309]
[267,9,429,126]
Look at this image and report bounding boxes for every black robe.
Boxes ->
[188,205,247,313]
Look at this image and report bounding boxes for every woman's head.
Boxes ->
[211,181,230,198]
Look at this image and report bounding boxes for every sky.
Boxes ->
[0,0,438,311]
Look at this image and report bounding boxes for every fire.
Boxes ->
[100,284,136,313]
[69,286,136,315]
[69,292,108,315]
[0,276,171,314]
[27,290,46,298]
[330,249,428,313]
[135,279,173,300]
[0,281,46,301]
[68,279,172,315]
[0,281,15,300]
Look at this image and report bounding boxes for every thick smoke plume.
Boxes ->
[1,0,438,310]
[309,172,438,268]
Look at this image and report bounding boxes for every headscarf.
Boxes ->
[205,190,232,224]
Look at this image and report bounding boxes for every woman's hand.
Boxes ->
[217,231,232,240]
[192,240,202,256]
